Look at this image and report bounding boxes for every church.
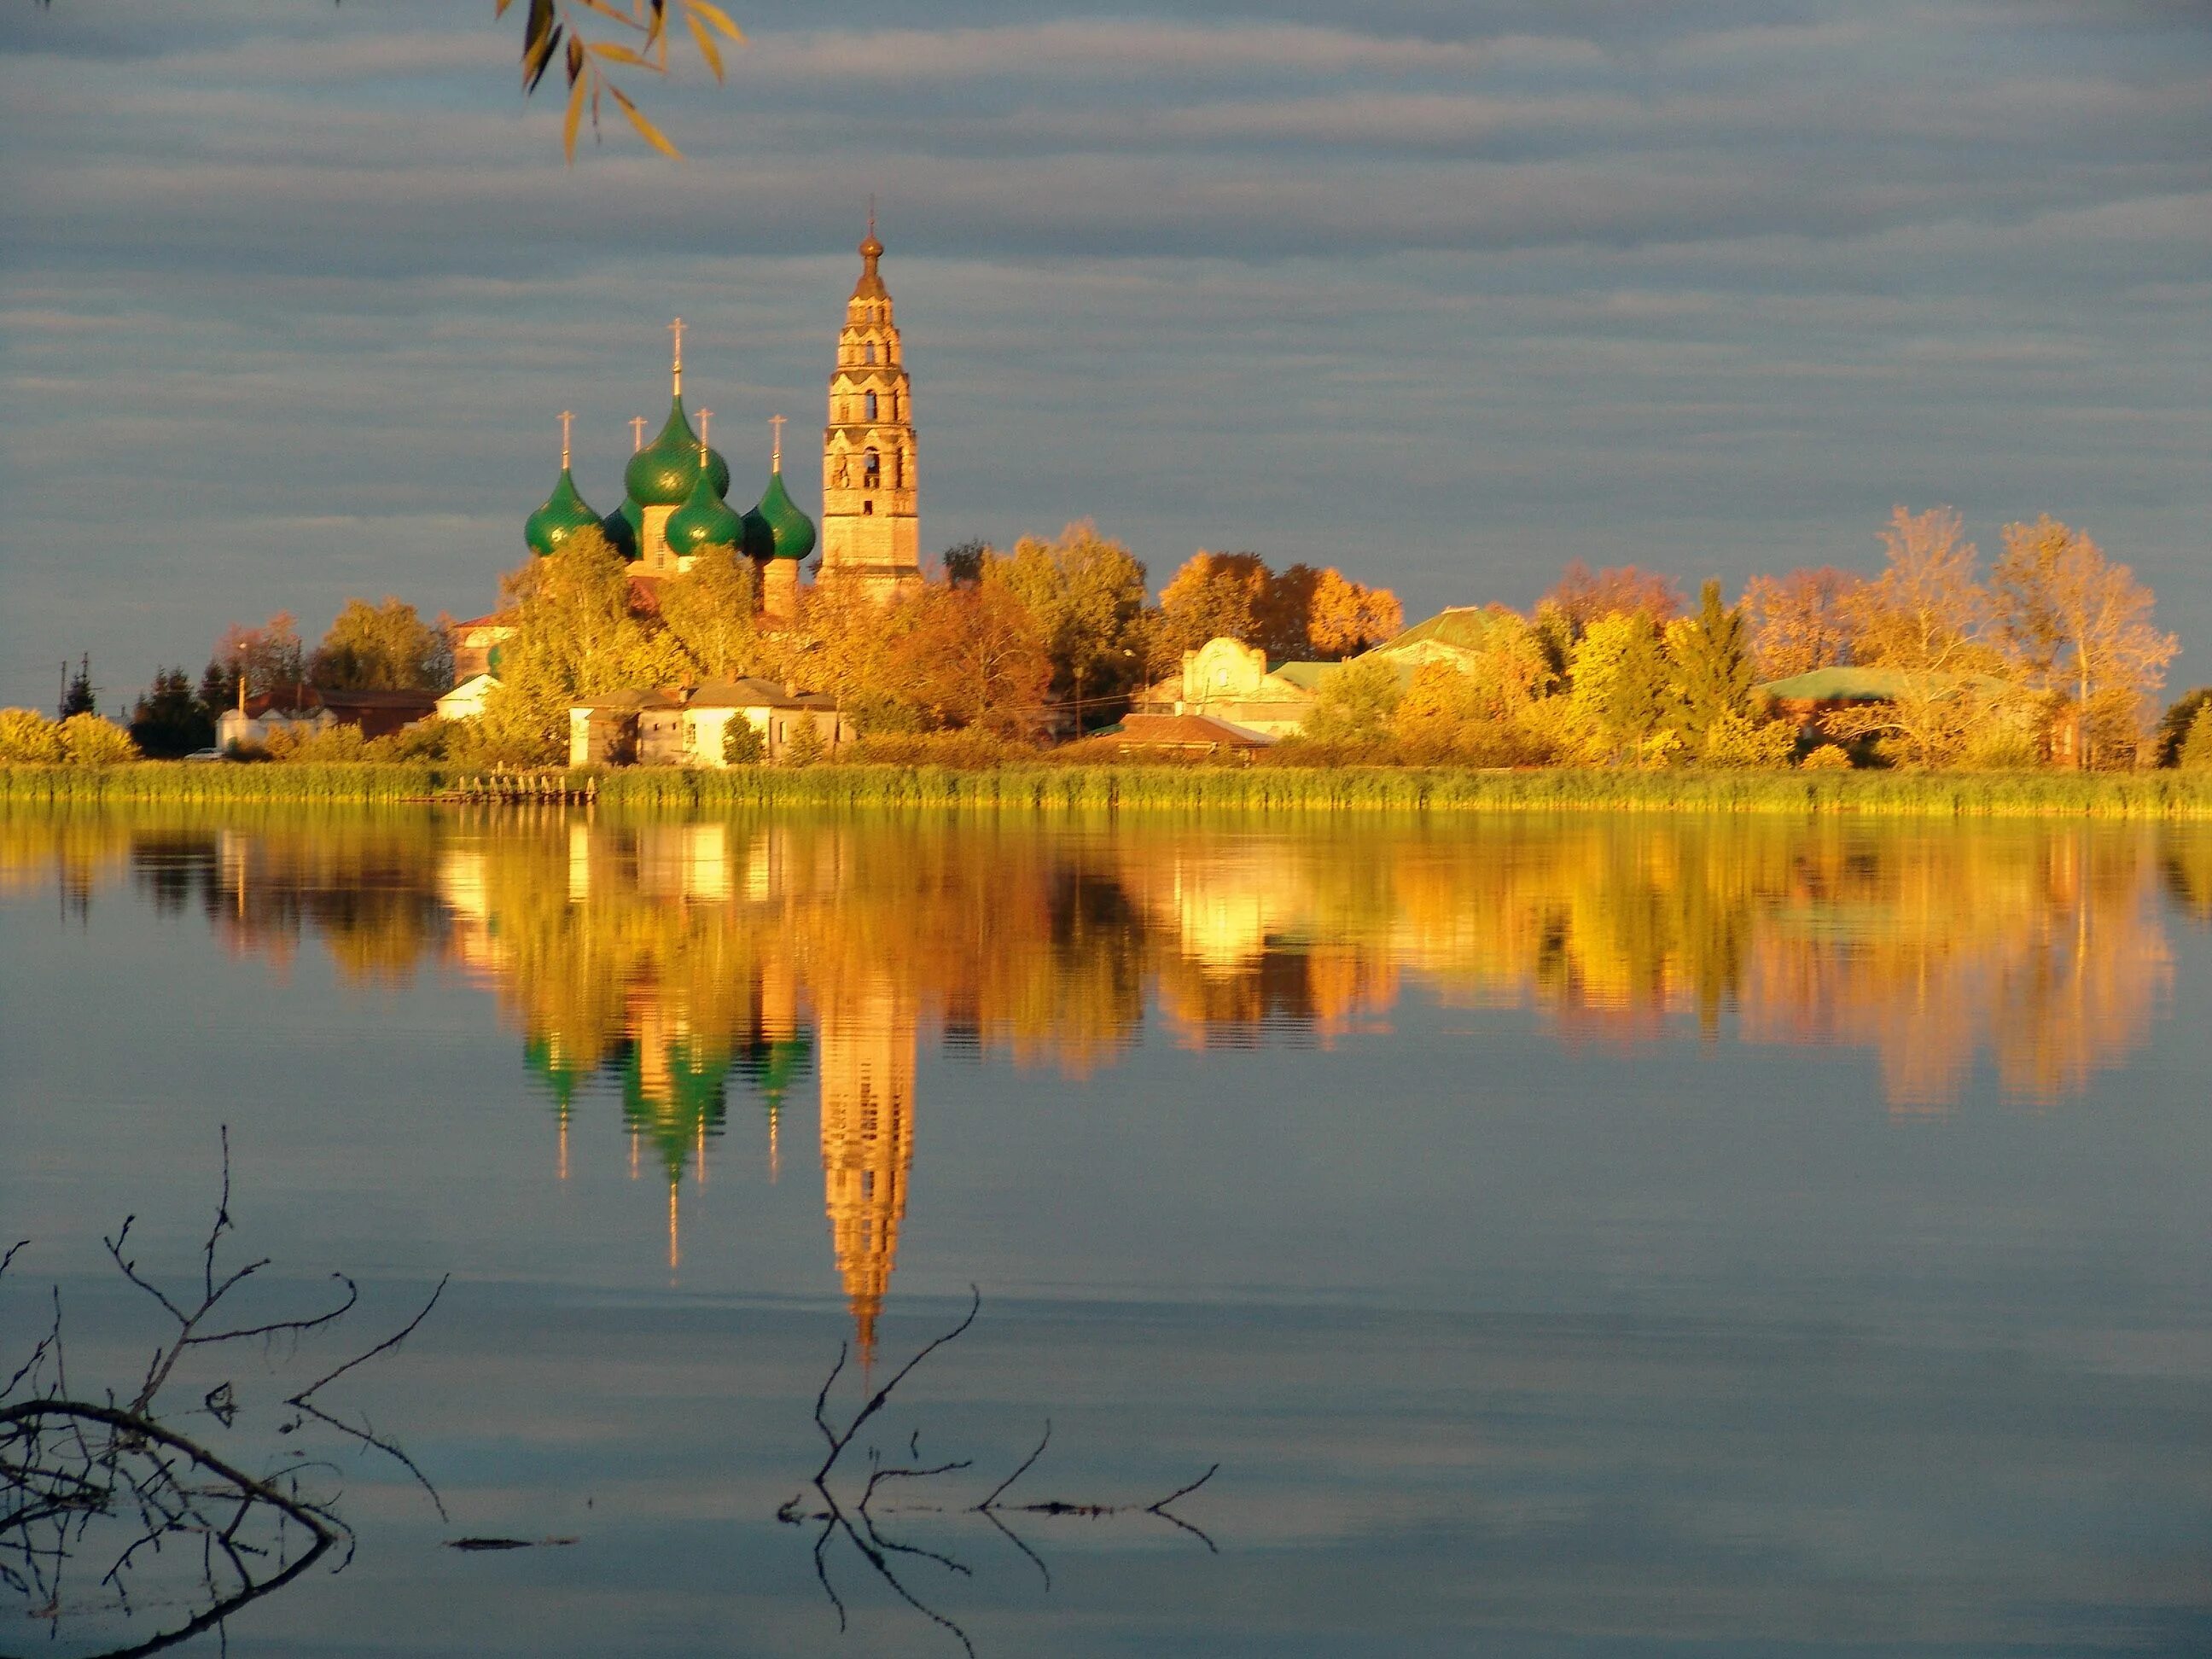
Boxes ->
[519,223,923,620]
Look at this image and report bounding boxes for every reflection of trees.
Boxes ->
[5,809,2188,1337]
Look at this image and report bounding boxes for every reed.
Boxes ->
[8,762,2212,817]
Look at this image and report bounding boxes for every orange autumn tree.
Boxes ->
[1307,568,1404,658]
[1989,515,2177,770]
[1742,567,1867,679]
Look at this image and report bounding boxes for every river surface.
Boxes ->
[3,807,2209,1656]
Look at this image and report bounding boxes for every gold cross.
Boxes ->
[769,413,786,470]
[559,410,573,469]
[631,416,648,452]
[669,317,684,393]
[697,408,713,461]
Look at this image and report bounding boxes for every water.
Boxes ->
[3,808,2210,1656]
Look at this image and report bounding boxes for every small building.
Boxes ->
[449,614,515,681]
[1132,637,1340,738]
[569,680,855,768]
[217,699,330,753]
[1109,713,1274,756]
[315,687,439,739]
[436,673,501,723]
[1756,667,1912,741]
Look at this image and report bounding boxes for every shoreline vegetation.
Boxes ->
[8,761,2212,818]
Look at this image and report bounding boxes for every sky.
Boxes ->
[1,0,2208,711]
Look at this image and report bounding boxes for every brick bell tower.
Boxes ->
[818,213,922,601]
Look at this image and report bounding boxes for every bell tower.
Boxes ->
[818,215,921,601]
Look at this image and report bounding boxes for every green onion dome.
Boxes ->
[625,397,730,508]
[524,467,602,557]
[600,498,643,562]
[666,464,745,558]
[752,469,817,562]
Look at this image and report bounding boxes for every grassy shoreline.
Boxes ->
[6,761,2212,817]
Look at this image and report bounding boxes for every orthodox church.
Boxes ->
[521,224,923,620]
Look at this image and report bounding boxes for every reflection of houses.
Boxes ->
[568,680,854,768]
[818,975,917,1364]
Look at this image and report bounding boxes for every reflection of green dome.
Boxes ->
[736,1033,812,1115]
[665,466,744,559]
[525,468,601,557]
[525,1035,592,1110]
[601,498,643,562]
[620,1039,730,1183]
[625,398,730,508]
[751,470,817,562]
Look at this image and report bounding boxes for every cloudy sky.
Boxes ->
[2,1,2207,709]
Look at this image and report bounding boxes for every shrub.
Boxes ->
[723,717,767,765]
[1700,710,1798,770]
[1801,743,1854,771]
[58,713,139,766]
[0,708,65,765]
[782,718,826,767]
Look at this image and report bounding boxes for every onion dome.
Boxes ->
[751,469,817,562]
[524,466,601,557]
[666,463,745,558]
[600,498,643,562]
[625,397,730,508]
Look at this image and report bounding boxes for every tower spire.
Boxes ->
[670,317,684,397]
[559,410,573,470]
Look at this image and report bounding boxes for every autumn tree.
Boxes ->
[311,597,454,691]
[2180,706,2212,771]
[992,522,1149,725]
[1827,506,2014,767]
[1743,567,1866,679]
[1990,515,2176,769]
[215,614,307,706]
[1307,568,1404,659]
[1544,562,1682,635]
[478,527,687,761]
[1301,656,1401,748]
[656,541,761,679]
[1154,551,1271,670]
[884,577,1052,737]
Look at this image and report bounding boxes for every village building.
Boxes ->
[1132,637,1341,737]
[436,673,500,723]
[568,680,855,769]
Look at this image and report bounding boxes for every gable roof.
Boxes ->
[1375,606,1508,655]
[1112,713,1273,749]
[686,678,836,711]
[1757,666,1912,703]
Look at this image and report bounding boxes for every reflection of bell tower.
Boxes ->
[818,213,921,601]
[817,973,917,1364]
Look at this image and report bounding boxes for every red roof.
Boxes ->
[1113,713,1272,749]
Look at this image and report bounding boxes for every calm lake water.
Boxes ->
[4,807,2211,1656]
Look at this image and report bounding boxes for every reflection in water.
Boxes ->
[4,809,2195,1346]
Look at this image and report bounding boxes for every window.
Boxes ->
[864,342,876,364]
[864,391,878,421]
[864,448,881,486]
[863,501,874,515]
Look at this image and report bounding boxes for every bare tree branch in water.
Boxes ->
[778,1288,1219,1655]
[0,1129,444,1656]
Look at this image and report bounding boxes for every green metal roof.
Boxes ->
[524,466,601,557]
[1266,661,1340,691]
[665,466,746,558]
[1375,606,1510,655]
[750,469,817,562]
[1756,666,1912,702]
[625,396,731,508]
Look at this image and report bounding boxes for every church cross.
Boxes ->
[631,416,648,452]
[669,317,684,393]
[769,413,786,471]
[559,410,573,469]
[696,408,713,461]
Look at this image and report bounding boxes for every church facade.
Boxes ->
[520,226,920,619]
